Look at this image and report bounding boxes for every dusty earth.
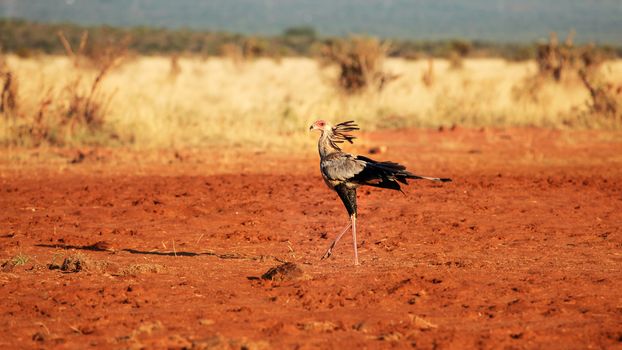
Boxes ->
[1,127,621,349]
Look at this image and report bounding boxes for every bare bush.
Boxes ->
[421,58,435,87]
[0,62,18,116]
[579,69,622,121]
[169,54,182,81]
[536,32,608,82]
[51,31,127,142]
[219,38,268,66]
[321,36,398,93]
[536,32,572,81]
[448,40,471,70]
[220,43,244,66]
[1,31,128,146]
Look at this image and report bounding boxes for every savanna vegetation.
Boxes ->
[1,19,621,149]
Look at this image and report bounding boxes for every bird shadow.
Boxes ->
[36,243,213,257]
[34,243,278,261]
[35,243,111,252]
[123,248,200,257]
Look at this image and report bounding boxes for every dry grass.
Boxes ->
[1,55,621,150]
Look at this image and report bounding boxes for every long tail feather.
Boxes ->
[407,174,452,182]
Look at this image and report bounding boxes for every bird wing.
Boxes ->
[321,153,450,191]
[320,152,366,183]
[320,153,402,191]
[350,155,407,190]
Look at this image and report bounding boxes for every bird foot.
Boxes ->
[321,248,333,260]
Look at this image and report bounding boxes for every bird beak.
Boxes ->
[309,124,314,131]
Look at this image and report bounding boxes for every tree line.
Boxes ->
[1,18,620,61]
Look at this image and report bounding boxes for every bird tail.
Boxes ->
[377,164,452,184]
[406,174,452,182]
[353,155,452,191]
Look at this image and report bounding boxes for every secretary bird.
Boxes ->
[309,120,451,265]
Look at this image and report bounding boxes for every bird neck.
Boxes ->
[318,131,341,158]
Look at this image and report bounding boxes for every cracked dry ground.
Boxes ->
[1,128,621,349]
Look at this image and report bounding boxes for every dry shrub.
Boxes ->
[56,31,127,131]
[241,38,264,60]
[448,52,464,70]
[579,69,622,122]
[511,31,618,126]
[421,58,435,87]
[5,31,128,146]
[0,63,18,116]
[0,48,18,113]
[447,40,471,70]
[321,36,398,93]
[219,38,273,67]
[169,54,182,81]
[220,43,244,66]
[536,32,573,81]
[535,32,608,83]
[1,50,21,144]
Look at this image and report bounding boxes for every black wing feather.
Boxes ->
[321,153,451,191]
[351,155,451,190]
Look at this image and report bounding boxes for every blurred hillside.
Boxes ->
[1,0,621,44]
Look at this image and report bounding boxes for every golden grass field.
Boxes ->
[1,55,621,150]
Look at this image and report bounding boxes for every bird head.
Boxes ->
[309,119,331,132]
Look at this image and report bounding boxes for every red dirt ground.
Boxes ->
[1,127,621,349]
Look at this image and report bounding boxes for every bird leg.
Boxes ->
[325,185,359,264]
[321,221,351,260]
[351,214,359,265]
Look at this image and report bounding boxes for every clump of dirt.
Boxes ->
[1,253,31,272]
[48,253,108,273]
[261,262,310,282]
[118,263,165,276]
[1,260,17,272]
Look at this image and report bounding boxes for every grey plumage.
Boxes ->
[310,119,451,265]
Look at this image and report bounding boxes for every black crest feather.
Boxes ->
[330,120,359,144]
